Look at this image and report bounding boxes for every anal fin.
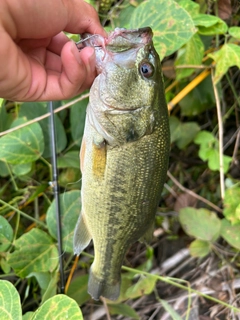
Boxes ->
[73,212,92,255]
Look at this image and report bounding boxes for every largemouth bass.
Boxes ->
[73,27,170,301]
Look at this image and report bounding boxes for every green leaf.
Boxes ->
[31,294,83,320]
[228,26,240,39]
[112,0,142,29]
[0,216,13,252]
[0,280,21,320]
[59,168,81,188]
[170,116,200,149]
[160,299,183,320]
[179,207,221,242]
[189,239,211,257]
[198,146,214,161]
[70,98,88,146]
[177,122,200,149]
[19,102,67,157]
[0,118,44,164]
[11,162,32,176]
[194,131,232,173]
[109,303,140,319]
[175,33,204,79]
[223,187,240,225]
[208,44,240,84]
[46,190,80,253]
[178,0,199,18]
[125,275,157,299]
[66,32,80,42]
[220,219,240,250]
[23,312,34,320]
[207,149,232,173]
[193,14,228,35]
[1,257,11,274]
[31,272,51,290]
[41,272,58,304]
[0,103,13,133]
[130,0,196,58]
[67,274,90,306]
[194,130,216,147]
[57,151,80,169]
[29,272,53,291]
[7,228,58,278]
[179,76,215,116]
[28,271,58,302]
[109,273,133,303]
[0,160,9,177]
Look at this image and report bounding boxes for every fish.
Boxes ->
[73,27,170,301]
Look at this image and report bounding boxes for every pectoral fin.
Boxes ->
[73,212,92,255]
[92,135,106,178]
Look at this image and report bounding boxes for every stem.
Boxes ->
[12,211,20,243]
[122,266,240,314]
[6,163,18,191]
[40,157,52,182]
[0,199,46,228]
[0,93,90,138]
[211,69,225,200]
[167,171,222,213]
[80,252,240,313]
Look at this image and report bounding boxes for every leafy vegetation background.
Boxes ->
[0,0,240,319]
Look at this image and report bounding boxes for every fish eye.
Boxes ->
[139,62,154,78]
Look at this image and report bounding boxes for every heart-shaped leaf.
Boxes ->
[189,239,211,257]
[8,229,58,278]
[208,44,240,84]
[179,207,221,242]
[46,190,80,253]
[130,0,196,58]
[0,117,44,164]
[221,219,240,250]
[0,216,13,252]
[31,295,83,320]
[0,280,21,320]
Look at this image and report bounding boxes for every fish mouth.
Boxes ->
[77,27,153,52]
[76,27,154,74]
[106,27,153,48]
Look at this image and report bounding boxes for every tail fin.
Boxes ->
[73,212,92,255]
[88,268,120,301]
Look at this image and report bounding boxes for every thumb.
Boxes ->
[59,41,96,99]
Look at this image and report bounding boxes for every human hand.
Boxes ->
[0,0,106,101]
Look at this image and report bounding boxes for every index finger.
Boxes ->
[2,0,106,39]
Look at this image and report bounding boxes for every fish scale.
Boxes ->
[73,27,170,301]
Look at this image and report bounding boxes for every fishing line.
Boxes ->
[48,101,65,293]
[50,250,67,260]
[75,34,100,51]
[63,178,82,192]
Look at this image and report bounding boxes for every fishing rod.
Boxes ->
[48,101,65,293]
